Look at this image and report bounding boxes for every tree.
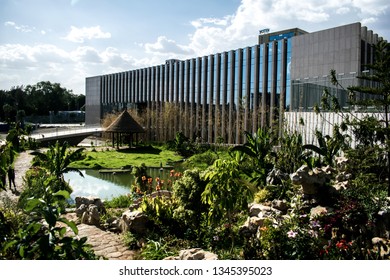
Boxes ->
[31,141,84,184]
[202,154,255,251]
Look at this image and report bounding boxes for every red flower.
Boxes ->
[336,240,349,250]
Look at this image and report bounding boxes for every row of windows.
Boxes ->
[100,39,292,111]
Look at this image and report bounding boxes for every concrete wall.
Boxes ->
[291,22,362,80]
[85,76,102,125]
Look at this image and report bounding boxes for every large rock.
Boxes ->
[239,216,265,237]
[266,168,289,185]
[165,248,218,260]
[290,165,333,196]
[75,196,105,213]
[81,204,100,226]
[249,203,281,218]
[310,205,332,219]
[119,210,149,234]
[372,237,390,259]
[75,196,106,226]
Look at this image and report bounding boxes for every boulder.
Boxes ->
[239,216,265,237]
[119,210,149,234]
[266,168,289,185]
[165,248,218,260]
[249,203,281,218]
[104,217,121,233]
[372,237,390,258]
[290,165,333,196]
[75,196,106,226]
[81,204,100,226]
[310,205,332,219]
[272,199,289,212]
[75,196,105,213]
[75,196,105,216]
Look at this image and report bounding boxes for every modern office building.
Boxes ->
[85,22,386,144]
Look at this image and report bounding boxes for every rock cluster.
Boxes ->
[75,196,106,226]
[290,165,333,197]
[239,200,288,237]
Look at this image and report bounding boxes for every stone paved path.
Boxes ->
[76,223,137,260]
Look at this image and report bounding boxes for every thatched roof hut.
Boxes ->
[105,110,145,148]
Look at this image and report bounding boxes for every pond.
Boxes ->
[64,167,180,201]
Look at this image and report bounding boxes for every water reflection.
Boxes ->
[64,168,177,201]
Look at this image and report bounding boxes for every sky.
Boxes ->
[1,0,389,95]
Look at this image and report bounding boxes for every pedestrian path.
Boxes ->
[76,223,136,260]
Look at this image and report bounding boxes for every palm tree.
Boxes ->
[31,141,84,182]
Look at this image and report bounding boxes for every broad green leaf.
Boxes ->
[53,190,70,199]
[58,217,78,235]
[25,198,43,212]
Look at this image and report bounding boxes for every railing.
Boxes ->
[29,125,103,140]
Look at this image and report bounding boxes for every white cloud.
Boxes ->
[145,36,194,56]
[143,0,390,59]
[4,21,35,32]
[64,26,111,43]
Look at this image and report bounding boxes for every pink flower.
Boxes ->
[287,230,298,238]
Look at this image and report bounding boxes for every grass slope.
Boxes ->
[69,146,183,169]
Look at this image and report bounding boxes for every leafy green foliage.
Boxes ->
[202,156,255,252]
[303,126,349,167]
[166,131,195,157]
[104,194,136,209]
[3,187,97,259]
[231,128,275,187]
[140,195,181,235]
[0,143,17,191]
[274,131,308,174]
[0,81,85,122]
[140,239,173,260]
[172,169,208,242]
[31,141,85,181]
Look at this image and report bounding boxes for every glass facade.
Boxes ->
[86,23,384,144]
[86,39,290,144]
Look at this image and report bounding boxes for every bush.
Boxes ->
[104,194,135,209]
[4,187,97,260]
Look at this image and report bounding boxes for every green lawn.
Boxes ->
[69,146,183,169]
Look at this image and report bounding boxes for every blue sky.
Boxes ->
[1,0,389,95]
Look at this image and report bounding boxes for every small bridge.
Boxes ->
[29,126,103,147]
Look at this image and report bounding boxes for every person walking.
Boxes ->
[7,165,16,192]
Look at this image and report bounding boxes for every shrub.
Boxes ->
[4,186,97,260]
[104,194,135,209]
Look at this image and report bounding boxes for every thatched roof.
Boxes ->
[105,110,145,133]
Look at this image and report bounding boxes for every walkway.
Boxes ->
[0,151,34,205]
[1,151,136,260]
[76,223,137,260]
